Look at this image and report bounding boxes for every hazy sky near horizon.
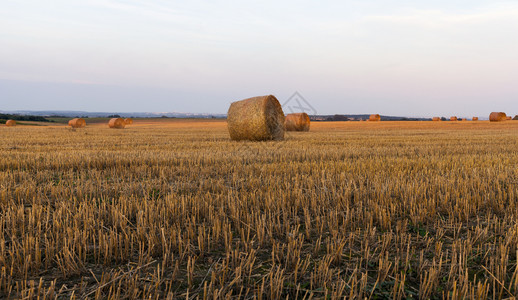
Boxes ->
[1,0,518,116]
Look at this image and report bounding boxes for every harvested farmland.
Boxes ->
[2,120,518,299]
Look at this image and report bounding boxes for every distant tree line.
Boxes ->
[0,114,51,122]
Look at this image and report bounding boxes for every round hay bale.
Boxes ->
[513,115,518,120]
[432,117,441,121]
[5,120,16,127]
[450,116,458,121]
[369,114,381,121]
[285,113,310,131]
[507,116,512,120]
[108,118,126,129]
[227,95,285,141]
[462,118,467,121]
[124,118,133,125]
[68,118,86,128]
[489,112,507,122]
[472,117,478,121]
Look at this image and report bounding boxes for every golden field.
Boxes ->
[1,119,518,299]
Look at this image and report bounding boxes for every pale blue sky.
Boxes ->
[1,0,517,116]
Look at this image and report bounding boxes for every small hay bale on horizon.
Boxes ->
[108,118,126,129]
[5,120,16,127]
[506,116,512,120]
[489,112,507,122]
[285,113,310,132]
[124,118,133,125]
[227,95,285,141]
[432,117,441,121]
[472,117,479,121]
[369,114,381,121]
[68,118,86,128]
[450,116,458,121]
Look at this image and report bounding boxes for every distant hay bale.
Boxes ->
[227,95,285,141]
[5,120,16,127]
[432,117,441,121]
[462,118,467,121]
[285,113,310,131]
[489,112,507,122]
[108,118,126,129]
[68,118,86,128]
[514,115,518,120]
[450,116,458,121]
[369,114,381,121]
[124,118,133,125]
[507,116,512,120]
[472,117,478,121]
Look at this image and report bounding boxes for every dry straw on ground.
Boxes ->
[5,120,16,127]
[369,114,381,121]
[108,118,126,129]
[489,112,507,122]
[68,118,86,128]
[227,95,285,141]
[472,117,479,121]
[124,118,133,125]
[285,113,310,131]
[432,117,441,121]
[450,116,458,121]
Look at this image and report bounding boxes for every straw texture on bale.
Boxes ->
[472,117,478,121]
[227,95,285,141]
[108,118,126,129]
[369,114,381,121]
[124,118,133,125]
[450,116,458,121]
[68,118,86,128]
[489,112,507,122]
[5,120,16,127]
[285,113,310,132]
[432,117,441,121]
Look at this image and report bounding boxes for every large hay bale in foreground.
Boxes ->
[489,112,507,122]
[285,113,310,131]
[432,117,441,121]
[369,114,381,121]
[124,118,133,125]
[472,117,478,121]
[227,95,285,141]
[108,118,126,129]
[450,116,458,121]
[68,118,86,128]
[5,120,16,127]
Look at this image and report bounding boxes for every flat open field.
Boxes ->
[1,119,518,299]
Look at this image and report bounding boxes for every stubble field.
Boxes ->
[1,119,518,299]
